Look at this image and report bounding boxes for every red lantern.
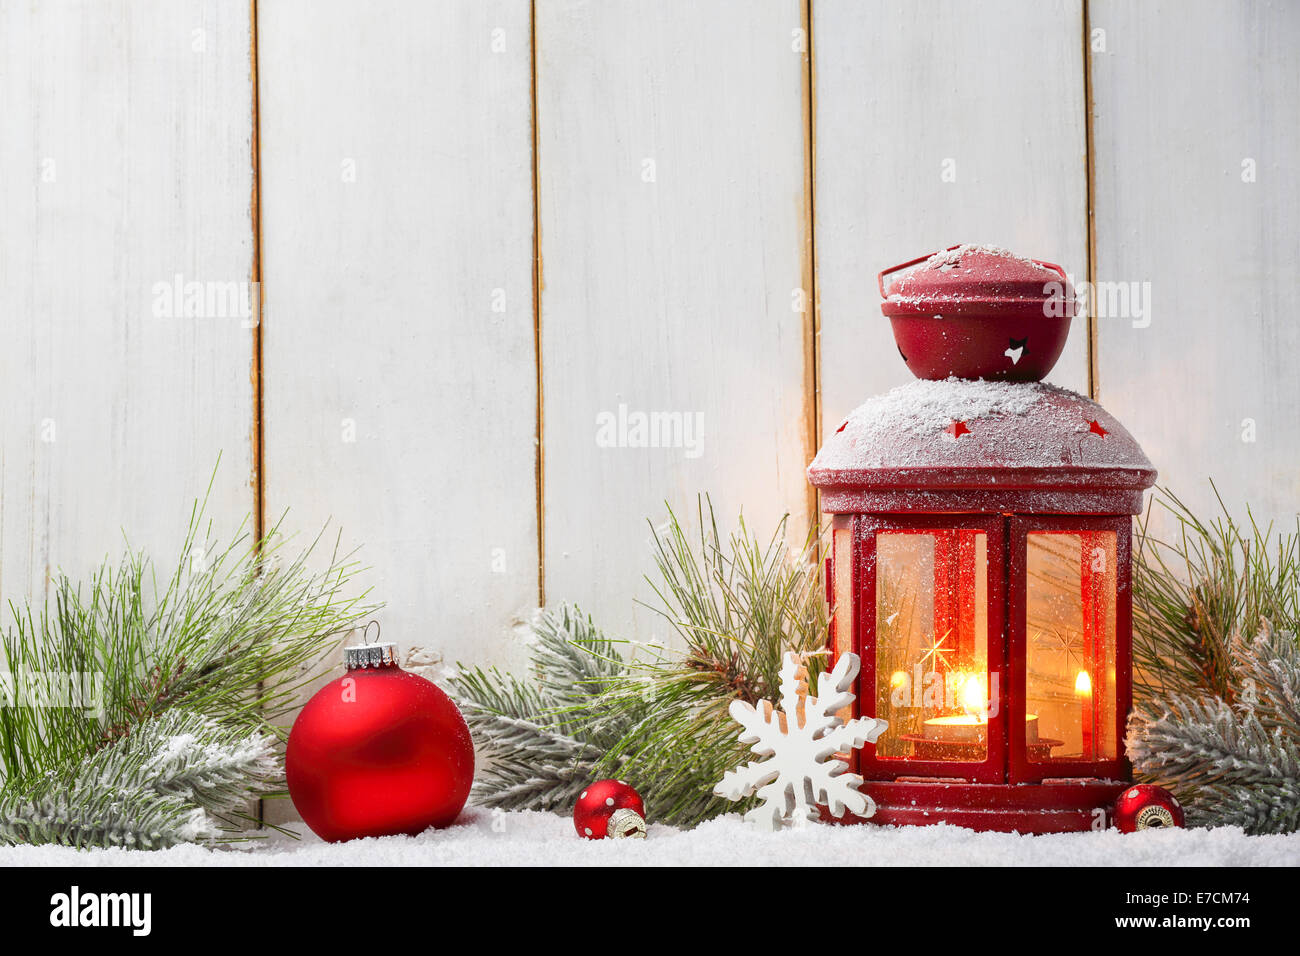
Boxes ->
[880,245,1076,382]
[809,245,1156,834]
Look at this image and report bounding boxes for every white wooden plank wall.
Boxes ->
[814,0,1091,450]
[1,0,1296,681]
[257,0,538,674]
[1091,0,1300,535]
[0,1,255,605]
[536,0,813,640]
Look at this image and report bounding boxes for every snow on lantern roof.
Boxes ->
[808,378,1156,515]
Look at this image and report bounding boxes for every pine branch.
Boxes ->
[449,606,626,813]
[1231,631,1300,737]
[452,497,829,828]
[584,497,828,825]
[130,711,280,820]
[0,786,212,850]
[1129,487,1300,834]
[1133,484,1300,702]
[0,710,278,848]
[1128,657,1300,835]
[0,467,377,791]
[1129,695,1300,786]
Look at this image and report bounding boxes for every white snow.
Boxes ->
[839,378,1048,439]
[1,807,1295,867]
[923,243,1025,270]
[811,378,1154,474]
[885,244,1056,304]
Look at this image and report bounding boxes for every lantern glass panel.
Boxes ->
[830,519,855,726]
[831,518,854,664]
[1025,531,1118,762]
[874,530,989,762]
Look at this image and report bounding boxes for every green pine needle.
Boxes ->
[1131,484,1300,833]
[0,710,280,848]
[0,466,377,846]
[452,496,827,827]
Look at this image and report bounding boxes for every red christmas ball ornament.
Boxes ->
[573,779,646,840]
[286,632,474,842]
[1114,784,1185,833]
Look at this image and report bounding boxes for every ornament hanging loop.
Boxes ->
[344,622,396,670]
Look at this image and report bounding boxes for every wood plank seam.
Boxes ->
[250,0,266,542]
[1082,0,1099,400]
[803,0,821,541]
[531,0,545,609]
[249,0,267,829]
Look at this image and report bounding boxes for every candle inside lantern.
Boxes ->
[921,672,986,742]
[958,672,985,714]
[920,673,1003,743]
[922,714,987,743]
[922,713,1041,743]
[915,672,1046,744]
[1076,669,1094,759]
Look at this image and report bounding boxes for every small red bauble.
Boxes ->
[286,639,474,842]
[573,779,646,840]
[1114,784,1185,833]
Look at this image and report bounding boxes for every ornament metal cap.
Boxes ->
[344,642,398,669]
[344,622,398,670]
[607,807,647,839]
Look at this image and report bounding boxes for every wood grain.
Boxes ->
[814,0,1091,449]
[0,0,256,607]
[257,0,538,678]
[4,0,1296,688]
[1091,0,1300,529]
[536,0,813,639]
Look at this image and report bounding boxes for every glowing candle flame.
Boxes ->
[1075,670,1093,695]
[959,673,986,717]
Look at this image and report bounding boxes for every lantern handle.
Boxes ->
[1032,259,1069,282]
[878,248,1071,296]
[877,245,960,298]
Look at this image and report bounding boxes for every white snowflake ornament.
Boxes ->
[714,651,886,831]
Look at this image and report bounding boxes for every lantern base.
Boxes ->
[824,780,1129,834]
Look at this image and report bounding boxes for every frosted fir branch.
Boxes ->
[458,709,608,810]
[129,711,280,818]
[528,606,626,709]
[449,605,637,814]
[453,500,829,827]
[1128,617,1300,835]
[0,468,377,787]
[1128,694,1300,834]
[459,710,593,762]
[0,786,214,850]
[452,669,549,723]
[1129,695,1300,784]
[1187,782,1300,833]
[470,759,596,813]
[0,710,278,848]
[1231,631,1300,736]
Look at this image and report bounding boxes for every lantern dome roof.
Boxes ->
[808,378,1156,515]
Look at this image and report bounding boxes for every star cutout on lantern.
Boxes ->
[946,420,971,438]
[1088,419,1108,437]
